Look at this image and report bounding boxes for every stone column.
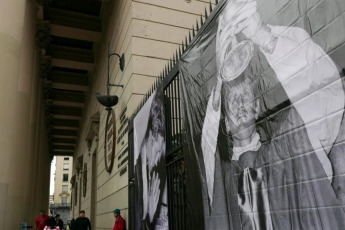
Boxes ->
[0,0,39,229]
[19,0,44,224]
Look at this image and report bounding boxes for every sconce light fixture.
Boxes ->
[96,42,125,110]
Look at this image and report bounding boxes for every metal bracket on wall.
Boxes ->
[109,83,124,88]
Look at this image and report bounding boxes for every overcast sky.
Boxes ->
[50,156,56,195]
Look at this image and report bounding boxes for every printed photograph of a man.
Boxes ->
[199,0,345,229]
[134,91,169,230]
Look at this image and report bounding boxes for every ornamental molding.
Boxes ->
[59,191,70,197]
[36,20,51,52]
[84,112,100,146]
[83,163,87,198]
[104,110,116,173]
[40,56,52,80]
[76,155,83,175]
[70,175,76,188]
[74,182,78,206]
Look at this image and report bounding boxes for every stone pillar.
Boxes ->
[0,0,41,229]
[34,115,48,215]
[19,1,44,224]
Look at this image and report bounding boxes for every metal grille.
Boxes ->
[164,74,186,230]
[166,153,185,230]
[165,74,183,153]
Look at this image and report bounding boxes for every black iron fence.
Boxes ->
[128,64,187,229]
[128,1,221,229]
[164,73,186,230]
[128,63,186,230]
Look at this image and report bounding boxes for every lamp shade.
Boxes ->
[95,94,118,110]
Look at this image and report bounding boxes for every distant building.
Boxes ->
[50,156,73,224]
[49,195,54,204]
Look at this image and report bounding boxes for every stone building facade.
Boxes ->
[50,156,73,224]
[0,0,210,228]
[68,1,212,229]
[1,0,344,229]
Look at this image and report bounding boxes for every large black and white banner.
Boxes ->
[134,86,168,230]
[180,0,345,229]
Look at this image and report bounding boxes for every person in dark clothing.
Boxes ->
[45,216,59,229]
[55,214,64,230]
[74,211,91,230]
[69,218,76,230]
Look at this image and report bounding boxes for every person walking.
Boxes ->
[74,211,91,230]
[44,216,60,230]
[112,209,125,230]
[55,214,64,230]
[69,218,76,230]
[35,210,49,230]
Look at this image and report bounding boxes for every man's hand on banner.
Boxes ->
[221,0,257,35]
[148,172,161,222]
[241,12,278,54]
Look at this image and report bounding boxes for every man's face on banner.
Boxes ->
[224,77,259,140]
[150,100,164,139]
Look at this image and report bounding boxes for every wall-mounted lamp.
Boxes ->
[96,42,125,110]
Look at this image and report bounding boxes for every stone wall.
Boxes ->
[70,0,211,229]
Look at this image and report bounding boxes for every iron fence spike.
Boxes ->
[210,1,212,12]
[201,14,204,25]
[205,8,208,19]
[189,30,192,43]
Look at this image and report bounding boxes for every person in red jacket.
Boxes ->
[35,210,49,230]
[113,209,125,230]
